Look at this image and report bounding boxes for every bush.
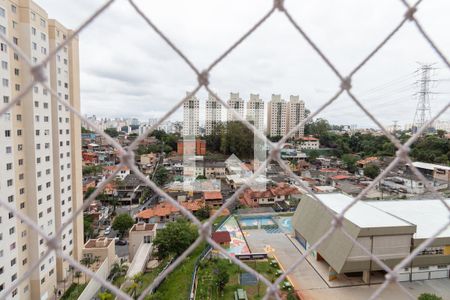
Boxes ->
[418,293,443,300]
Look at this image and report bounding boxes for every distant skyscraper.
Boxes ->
[0,1,83,299]
[182,92,199,136]
[287,95,305,138]
[267,94,287,137]
[205,93,222,135]
[246,94,265,133]
[227,92,244,122]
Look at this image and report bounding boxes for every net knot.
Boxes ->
[340,77,352,90]
[31,65,47,82]
[405,7,417,21]
[198,70,209,86]
[274,0,285,11]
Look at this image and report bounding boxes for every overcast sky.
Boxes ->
[37,0,450,128]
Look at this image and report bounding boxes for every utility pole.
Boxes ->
[412,63,435,134]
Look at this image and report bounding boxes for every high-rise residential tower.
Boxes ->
[287,95,305,138]
[267,94,287,137]
[226,92,244,122]
[246,93,264,133]
[0,1,82,299]
[182,92,199,136]
[205,93,221,135]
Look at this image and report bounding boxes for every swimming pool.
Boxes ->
[238,216,276,228]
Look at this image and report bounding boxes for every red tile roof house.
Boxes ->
[203,191,223,208]
[136,199,204,223]
[239,183,301,208]
[212,231,231,248]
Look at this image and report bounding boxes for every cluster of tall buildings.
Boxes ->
[183,92,306,138]
[0,1,82,299]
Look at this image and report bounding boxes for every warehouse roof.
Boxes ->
[314,193,412,229]
[368,199,450,240]
[410,161,450,171]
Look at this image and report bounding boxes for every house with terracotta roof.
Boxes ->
[136,199,204,223]
[357,156,379,168]
[212,231,231,248]
[203,191,223,208]
[239,183,301,208]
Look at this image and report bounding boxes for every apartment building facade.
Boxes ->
[287,95,305,138]
[0,1,82,299]
[182,92,199,136]
[205,92,221,135]
[246,93,264,133]
[267,94,287,137]
[226,92,244,122]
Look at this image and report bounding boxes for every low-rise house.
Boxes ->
[204,161,226,179]
[239,183,301,207]
[103,165,131,181]
[82,237,116,274]
[212,231,231,248]
[136,199,204,223]
[298,136,320,150]
[203,191,223,207]
[410,161,450,182]
[83,178,96,193]
[177,139,206,155]
[357,156,379,168]
[128,223,157,261]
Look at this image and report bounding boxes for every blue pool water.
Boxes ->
[238,216,275,227]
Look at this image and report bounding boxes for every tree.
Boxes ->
[194,206,211,221]
[304,118,331,137]
[98,291,114,300]
[84,186,96,200]
[418,293,443,300]
[153,166,169,187]
[112,213,135,237]
[74,271,82,284]
[341,154,359,173]
[196,175,207,180]
[153,219,198,260]
[363,164,380,179]
[126,273,144,300]
[104,128,119,138]
[213,260,230,294]
[307,150,319,162]
[110,261,129,278]
[83,214,95,241]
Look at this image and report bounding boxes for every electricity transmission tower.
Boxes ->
[412,63,435,134]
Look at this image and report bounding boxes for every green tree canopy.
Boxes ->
[153,166,169,187]
[104,128,119,138]
[341,154,359,173]
[418,293,443,300]
[363,164,380,179]
[112,213,135,237]
[153,219,198,260]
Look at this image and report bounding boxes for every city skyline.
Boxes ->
[34,0,450,127]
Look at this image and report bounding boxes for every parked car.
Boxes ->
[115,239,127,246]
[104,226,111,235]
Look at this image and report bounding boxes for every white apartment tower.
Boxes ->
[267,94,287,137]
[287,95,306,138]
[182,92,199,136]
[205,92,221,135]
[226,92,244,122]
[0,1,82,299]
[246,93,264,132]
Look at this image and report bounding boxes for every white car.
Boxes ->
[104,226,111,235]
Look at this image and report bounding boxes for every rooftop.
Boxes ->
[368,199,450,240]
[314,193,412,229]
[212,231,231,244]
[410,161,450,171]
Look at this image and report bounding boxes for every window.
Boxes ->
[6,163,12,170]
[1,61,7,69]
[3,96,8,103]
[31,27,36,35]
[6,146,11,153]
[0,25,5,35]
[41,33,46,41]
[12,37,18,45]
[0,43,6,52]
[14,68,19,76]
[5,130,10,137]
[7,179,12,186]
[40,18,46,27]
[17,129,21,136]
[2,78,8,87]
[0,8,4,17]
[11,5,16,13]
